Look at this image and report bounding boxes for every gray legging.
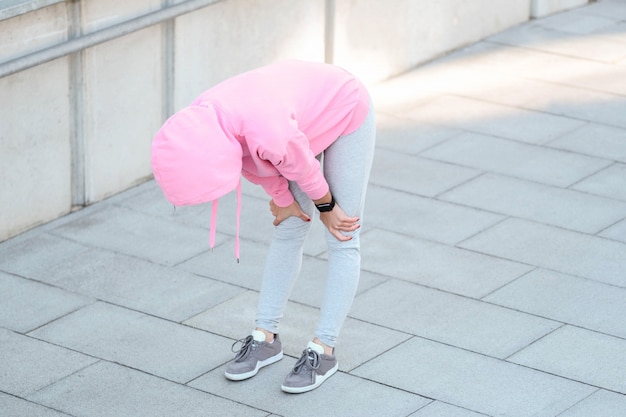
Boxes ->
[255,103,376,348]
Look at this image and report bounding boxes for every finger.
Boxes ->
[331,229,352,242]
[339,224,360,232]
[338,220,360,229]
[336,215,359,223]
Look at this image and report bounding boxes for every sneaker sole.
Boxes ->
[224,350,283,381]
[280,361,339,394]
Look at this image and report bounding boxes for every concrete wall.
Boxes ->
[0,0,588,242]
[333,0,532,83]
[1,2,72,241]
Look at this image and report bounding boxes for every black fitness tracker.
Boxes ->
[315,195,336,212]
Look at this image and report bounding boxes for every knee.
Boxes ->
[326,232,360,252]
[274,217,312,241]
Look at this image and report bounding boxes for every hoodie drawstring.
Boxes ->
[209,179,242,262]
[236,179,241,263]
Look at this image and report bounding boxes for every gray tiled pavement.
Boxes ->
[2,1,626,415]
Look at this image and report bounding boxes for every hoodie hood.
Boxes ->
[151,104,242,206]
[151,104,243,260]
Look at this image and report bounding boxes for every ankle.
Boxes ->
[255,327,275,342]
[312,338,334,355]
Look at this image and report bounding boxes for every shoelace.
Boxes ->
[231,335,257,361]
[291,348,320,374]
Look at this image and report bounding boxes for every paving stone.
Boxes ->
[118,178,330,256]
[183,290,271,346]
[366,185,503,244]
[7,242,243,322]
[509,325,626,394]
[558,390,626,417]
[572,163,626,202]
[485,268,626,338]
[360,229,532,298]
[333,313,412,372]
[487,104,589,144]
[595,15,626,36]
[571,0,626,21]
[0,271,92,333]
[189,357,429,417]
[460,76,625,131]
[595,21,626,45]
[27,361,265,417]
[438,62,626,129]
[352,337,595,417]
[369,68,444,114]
[0,233,90,278]
[600,218,626,243]
[455,73,547,110]
[176,238,270,289]
[49,204,212,266]
[370,148,480,197]
[0,328,98,397]
[0,392,72,417]
[350,279,560,358]
[439,173,626,233]
[533,7,621,34]
[449,74,589,121]
[287,261,388,310]
[376,112,460,155]
[410,401,487,417]
[116,176,268,217]
[549,124,626,164]
[178,239,385,306]
[460,218,626,287]
[420,132,611,188]
[526,87,626,129]
[488,22,626,63]
[402,95,587,145]
[184,290,410,372]
[446,38,626,96]
[534,64,626,105]
[29,302,234,383]
[147,187,277,247]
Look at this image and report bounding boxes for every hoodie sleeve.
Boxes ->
[241,169,293,207]
[246,118,329,207]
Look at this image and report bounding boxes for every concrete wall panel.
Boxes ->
[173,0,326,110]
[81,0,162,33]
[0,59,72,239]
[333,0,531,83]
[0,2,68,63]
[82,26,163,203]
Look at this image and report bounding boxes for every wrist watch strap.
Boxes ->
[315,195,336,212]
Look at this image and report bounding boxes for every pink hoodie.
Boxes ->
[151,60,370,258]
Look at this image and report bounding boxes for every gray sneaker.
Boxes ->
[281,341,339,393]
[224,330,283,381]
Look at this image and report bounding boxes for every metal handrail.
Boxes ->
[0,0,223,78]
